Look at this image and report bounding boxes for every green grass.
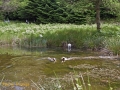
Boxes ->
[0,21,120,54]
[29,70,116,90]
[104,37,120,55]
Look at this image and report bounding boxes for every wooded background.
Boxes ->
[0,0,120,24]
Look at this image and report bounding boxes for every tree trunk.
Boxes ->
[96,0,101,32]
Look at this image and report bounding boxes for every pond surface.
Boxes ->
[0,46,120,90]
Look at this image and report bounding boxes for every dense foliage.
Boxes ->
[0,0,119,24]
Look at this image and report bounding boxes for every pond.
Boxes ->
[0,46,120,90]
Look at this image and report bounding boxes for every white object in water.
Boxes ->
[48,57,56,62]
[61,57,67,62]
[67,43,71,51]
[61,57,72,62]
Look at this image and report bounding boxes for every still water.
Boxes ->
[0,46,120,90]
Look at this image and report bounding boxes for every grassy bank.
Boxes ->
[0,21,120,55]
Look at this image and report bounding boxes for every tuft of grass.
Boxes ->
[30,79,45,90]
[104,37,120,55]
[0,75,5,86]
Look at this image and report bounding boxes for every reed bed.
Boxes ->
[0,21,120,54]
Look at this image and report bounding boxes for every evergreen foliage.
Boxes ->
[0,0,119,24]
[18,0,87,24]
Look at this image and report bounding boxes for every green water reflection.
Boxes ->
[0,46,120,90]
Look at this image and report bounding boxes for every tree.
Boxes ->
[19,0,86,24]
[95,0,120,32]
[0,0,28,20]
[63,0,120,31]
[95,0,101,32]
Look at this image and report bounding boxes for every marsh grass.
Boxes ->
[0,74,114,90]
[104,37,120,55]
[108,80,113,90]
[72,69,84,90]
[30,68,93,90]
[0,75,5,86]
[30,79,44,90]
[30,70,115,90]
[0,21,120,54]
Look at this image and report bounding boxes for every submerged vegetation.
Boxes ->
[0,21,120,55]
[0,51,120,90]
